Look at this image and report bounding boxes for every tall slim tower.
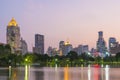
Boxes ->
[96,31,107,57]
[7,18,21,53]
[33,34,44,54]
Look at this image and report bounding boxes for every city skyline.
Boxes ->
[1,0,120,51]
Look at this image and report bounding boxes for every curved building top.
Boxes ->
[8,18,18,27]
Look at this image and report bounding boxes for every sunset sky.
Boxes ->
[1,0,120,52]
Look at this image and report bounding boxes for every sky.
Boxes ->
[1,0,120,52]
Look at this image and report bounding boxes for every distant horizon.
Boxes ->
[1,0,120,52]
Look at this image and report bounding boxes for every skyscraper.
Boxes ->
[96,31,107,57]
[7,18,21,53]
[59,41,65,50]
[33,34,44,54]
[59,41,65,55]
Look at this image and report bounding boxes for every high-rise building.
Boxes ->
[109,37,120,56]
[7,18,21,53]
[73,45,89,55]
[96,31,107,57]
[83,45,89,53]
[59,41,72,56]
[20,38,28,55]
[33,34,44,54]
[59,41,65,50]
[59,41,65,56]
[109,37,117,49]
[63,41,73,55]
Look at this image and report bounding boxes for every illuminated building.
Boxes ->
[96,31,107,57]
[58,41,72,56]
[33,34,44,54]
[64,41,72,55]
[7,18,21,53]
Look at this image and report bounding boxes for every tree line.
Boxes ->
[0,44,120,67]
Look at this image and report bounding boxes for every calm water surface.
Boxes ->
[0,65,120,80]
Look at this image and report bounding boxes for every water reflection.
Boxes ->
[24,65,29,80]
[93,65,100,80]
[64,67,69,80]
[8,66,18,80]
[1,65,120,80]
[88,65,91,80]
[105,65,109,80]
[8,66,12,79]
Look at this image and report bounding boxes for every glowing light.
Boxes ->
[8,17,18,27]
[65,41,70,45]
[87,52,91,55]
[25,58,28,62]
[105,52,110,56]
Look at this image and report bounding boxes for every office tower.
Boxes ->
[109,37,120,56]
[59,41,65,56]
[73,45,89,55]
[82,45,89,53]
[47,46,53,56]
[20,38,28,55]
[33,34,44,54]
[59,41,73,56]
[59,41,65,50]
[109,37,117,49]
[96,31,107,57]
[64,41,73,55]
[7,18,21,53]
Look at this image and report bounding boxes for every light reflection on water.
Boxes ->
[0,65,120,80]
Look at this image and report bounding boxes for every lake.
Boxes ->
[0,65,120,80]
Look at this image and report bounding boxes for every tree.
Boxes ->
[115,52,120,61]
[67,51,78,61]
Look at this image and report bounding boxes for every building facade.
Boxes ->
[73,45,89,55]
[33,34,44,54]
[7,18,21,53]
[109,37,120,56]
[59,41,72,56]
[109,37,117,49]
[96,31,108,57]
[20,38,28,55]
